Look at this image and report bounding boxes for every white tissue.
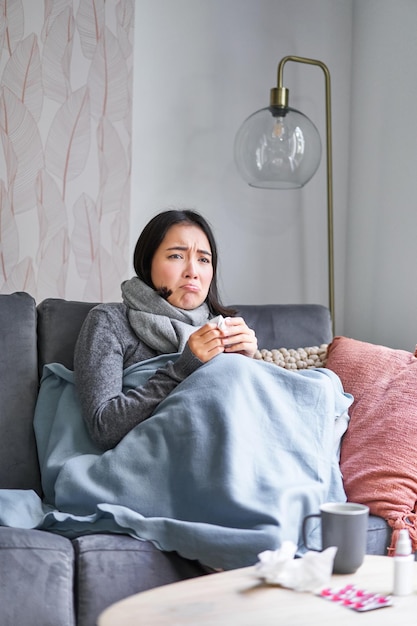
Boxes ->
[255,541,337,592]
[211,315,226,330]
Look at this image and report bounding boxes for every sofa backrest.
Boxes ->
[0,292,42,493]
[37,298,97,374]
[234,303,332,349]
[37,299,332,375]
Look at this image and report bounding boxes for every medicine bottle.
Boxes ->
[393,528,414,596]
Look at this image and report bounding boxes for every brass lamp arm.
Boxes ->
[270,56,334,334]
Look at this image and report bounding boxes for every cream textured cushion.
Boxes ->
[254,345,328,370]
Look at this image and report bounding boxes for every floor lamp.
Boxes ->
[234,55,335,334]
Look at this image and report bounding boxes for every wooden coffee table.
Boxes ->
[98,555,417,625]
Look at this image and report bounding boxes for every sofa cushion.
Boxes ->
[0,527,75,626]
[366,514,392,556]
[73,534,207,626]
[325,335,417,553]
[0,292,41,493]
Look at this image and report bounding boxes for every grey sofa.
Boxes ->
[0,292,391,626]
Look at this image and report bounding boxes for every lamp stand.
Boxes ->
[274,56,335,334]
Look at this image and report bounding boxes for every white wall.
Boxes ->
[131,0,353,335]
[346,0,417,350]
[131,0,417,349]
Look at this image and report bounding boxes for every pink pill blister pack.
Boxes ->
[319,584,393,612]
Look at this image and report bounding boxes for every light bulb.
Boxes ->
[272,117,285,139]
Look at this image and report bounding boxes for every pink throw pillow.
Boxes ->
[325,336,417,554]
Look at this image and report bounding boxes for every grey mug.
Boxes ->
[302,502,369,574]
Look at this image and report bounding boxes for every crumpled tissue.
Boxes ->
[255,541,337,592]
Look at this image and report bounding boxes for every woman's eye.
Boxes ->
[199,257,210,264]
[168,254,183,259]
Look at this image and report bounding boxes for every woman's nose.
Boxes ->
[184,259,198,278]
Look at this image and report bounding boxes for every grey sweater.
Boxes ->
[74,303,203,450]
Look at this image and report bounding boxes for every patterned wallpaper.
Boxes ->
[0,0,134,301]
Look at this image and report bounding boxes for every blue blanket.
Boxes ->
[0,354,352,570]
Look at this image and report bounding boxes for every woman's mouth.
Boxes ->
[182,284,199,292]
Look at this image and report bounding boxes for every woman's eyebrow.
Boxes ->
[166,245,212,256]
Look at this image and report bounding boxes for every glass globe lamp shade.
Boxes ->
[234,106,322,189]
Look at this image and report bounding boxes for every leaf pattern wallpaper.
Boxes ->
[0,0,134,301]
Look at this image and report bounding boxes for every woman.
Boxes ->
[35,207,351,571]
[74,209,258,450]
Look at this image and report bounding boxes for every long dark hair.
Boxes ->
[133,209,236,316]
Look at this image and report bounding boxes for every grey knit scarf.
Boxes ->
[121,276,211,353]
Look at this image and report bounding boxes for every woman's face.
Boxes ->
[151,223,214,310]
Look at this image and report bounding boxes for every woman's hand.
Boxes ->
[187,323,226,363]
[188,317,258,362]
[220,317,258,358]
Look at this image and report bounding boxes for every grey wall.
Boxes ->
[131,0,417,350]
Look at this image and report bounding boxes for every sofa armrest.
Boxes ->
[0,292,41,493]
